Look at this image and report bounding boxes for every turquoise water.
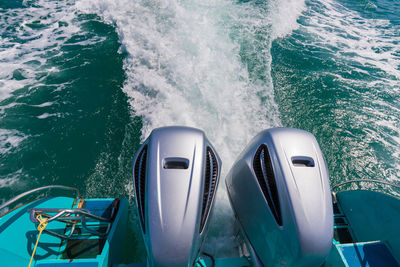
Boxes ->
[1,0,399,260]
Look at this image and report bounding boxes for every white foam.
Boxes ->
[270,0,306,38]
[75,0,310,254]
[290,0,400,185]
[0,169,26,190]
[36,112,60,119]
[303,0,400,83]
[0,0,109,173]
[0,0,100,102]
[0,177,19,189]
[367,100,400,181]
[31,102,54,108]
[0,129,28,154]
[76,0,296,174]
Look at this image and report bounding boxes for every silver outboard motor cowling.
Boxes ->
[133,126,221,267]
[226,128,333,266]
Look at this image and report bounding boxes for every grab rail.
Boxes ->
[332,179,400,192]
[29,208,113,239]
[0,185,80,217]
[331,179,400,203]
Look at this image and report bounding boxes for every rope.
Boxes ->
[28,214,48,267]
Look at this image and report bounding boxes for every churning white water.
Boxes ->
[76,0,306,254]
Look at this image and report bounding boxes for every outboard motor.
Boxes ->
[133,126,221,267]
[226,128,333,266]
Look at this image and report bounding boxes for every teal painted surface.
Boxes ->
[0,197,75,266]
[0,197,128,267]
[333,191,400,265]
[324,245,347,267]
[0,247,27,266]
[36,261,99,267]
[337,190,400,260]
[196,257,251,267]
[324,190,400,266]
[36,263,98,267]
[107,198,128,266]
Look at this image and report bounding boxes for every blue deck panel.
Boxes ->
[338,242,400,267]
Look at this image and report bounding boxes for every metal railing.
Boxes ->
[29,208,113,239]
[332,179,400,191]
[331,179,400,202]
[0,185,80,218]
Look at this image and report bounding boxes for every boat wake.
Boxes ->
[76,0,306,254]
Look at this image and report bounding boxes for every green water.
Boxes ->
[0,13,138,200]
[272,0,400,190]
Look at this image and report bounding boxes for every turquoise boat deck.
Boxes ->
[327,190,400,267]
[0,196,128,267]
[2,188,400,266]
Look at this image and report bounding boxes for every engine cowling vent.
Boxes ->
[253,144,282,226]
[200,147,218,233]
[133,144,147,233]
[131,126,222,267]
[225,128,333,267]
